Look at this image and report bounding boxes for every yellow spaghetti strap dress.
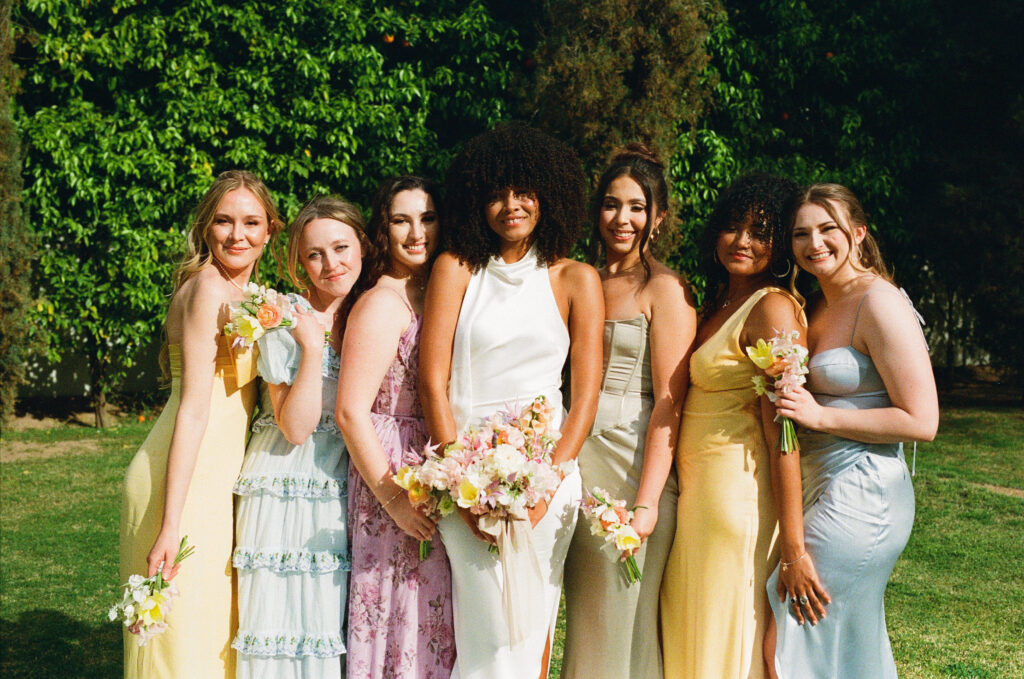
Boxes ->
[120,339,257,679]
[660,287,789,679]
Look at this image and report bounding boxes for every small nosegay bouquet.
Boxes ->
[746,329,809,453]
[223,283,296,349]
[580,487,643,585]
[108,537,195,646]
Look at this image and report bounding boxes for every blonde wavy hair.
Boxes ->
[160,170,284,375]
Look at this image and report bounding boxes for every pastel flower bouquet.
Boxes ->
[108,537,195,646]
[396,395,569,642]
[222,283,296,349]
[580,487,644,584]
[393,395,567,559]
[745,329,809,453]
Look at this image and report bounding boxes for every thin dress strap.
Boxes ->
[849,289,874,345]
[378,285,415,314]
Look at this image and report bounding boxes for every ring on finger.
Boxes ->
[798,594,809,606]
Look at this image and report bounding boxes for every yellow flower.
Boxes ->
[408,482,430,505]
[745,339,774,370]
[614,526,642,554]
[139,591,169,625]
[236,315,265,343]
[457,477,480,508]
[394,466,414,490]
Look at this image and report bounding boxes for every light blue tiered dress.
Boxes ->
[232,301,349,679]
[767,342,915,679]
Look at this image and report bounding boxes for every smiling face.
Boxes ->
[484,187,541,248]
[298,218,363,301]
[205,188,271,271]
[715,211,773,278]
[791,200,866,281]
[598,175,661,262]
[387,189,438,277]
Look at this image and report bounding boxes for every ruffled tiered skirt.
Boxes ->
[233,421,349,679]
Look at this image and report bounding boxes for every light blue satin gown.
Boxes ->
[767,338,915,678]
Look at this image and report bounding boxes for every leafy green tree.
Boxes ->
[0,0,41,425]
[673,0,1024,392]
[518,0,715,172]
[15,0,518,425]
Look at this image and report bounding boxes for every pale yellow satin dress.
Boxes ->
[660,288,786,679]
[120,340,257,679]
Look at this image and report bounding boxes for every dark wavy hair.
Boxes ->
[361,175,442,291]
[589,142,671,283]
[699,173,799,316]
[443,121,587,270]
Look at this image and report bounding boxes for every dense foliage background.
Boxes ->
[4,0,1022,424]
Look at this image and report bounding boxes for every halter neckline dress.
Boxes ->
[439,245,583,679]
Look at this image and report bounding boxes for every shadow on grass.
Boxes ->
[0,610,121,678]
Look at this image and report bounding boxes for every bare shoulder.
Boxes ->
[750,287,802,321]
[645,263,696,309]
[550,258,600,288]
[176,267,230,316]
[431,251,473,280]
[349,284,411,326]
[859,280,922,330]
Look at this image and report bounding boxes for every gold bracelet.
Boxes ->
[781,552,808,572]
[380,488,404,510]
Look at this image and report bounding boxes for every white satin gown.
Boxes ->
[438,245,582,679]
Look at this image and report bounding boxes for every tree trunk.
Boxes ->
[93,388,108,428]
[89,353,108,429]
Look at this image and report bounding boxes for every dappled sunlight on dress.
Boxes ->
[120,339,257,679]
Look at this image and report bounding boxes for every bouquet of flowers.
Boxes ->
[745,329,810,453]
[580,487,643,584]
[222,283,296,349]
[393,395,566,558]
[393,459,457,560]
[108,537,195,646]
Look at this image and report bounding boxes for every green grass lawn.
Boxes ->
[2,408,1022,678]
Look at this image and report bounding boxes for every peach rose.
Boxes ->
[256,303,282,329]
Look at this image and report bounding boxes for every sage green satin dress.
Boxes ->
[563,315,678,679]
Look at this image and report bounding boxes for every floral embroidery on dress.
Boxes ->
[232,631,345,658]
[232,547,351,573]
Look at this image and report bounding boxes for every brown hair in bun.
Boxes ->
[590,142,671,282]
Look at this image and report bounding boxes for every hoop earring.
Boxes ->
[771,258,792,278]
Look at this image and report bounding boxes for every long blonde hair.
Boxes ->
[160,170,284,375]
[171,170,284,295]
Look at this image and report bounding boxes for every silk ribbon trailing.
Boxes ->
[477,512,543,645]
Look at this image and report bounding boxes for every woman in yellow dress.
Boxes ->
[660,174,803,679]
[120,170,283,679]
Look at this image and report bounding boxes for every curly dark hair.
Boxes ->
[589,142,671,283]
[699,173,799,316]
[443,121,587,270]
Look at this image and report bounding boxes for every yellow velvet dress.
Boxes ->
[660,288,786,679]
[120,340,257,679]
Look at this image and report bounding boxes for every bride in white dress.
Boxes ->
[420,123,604,679]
